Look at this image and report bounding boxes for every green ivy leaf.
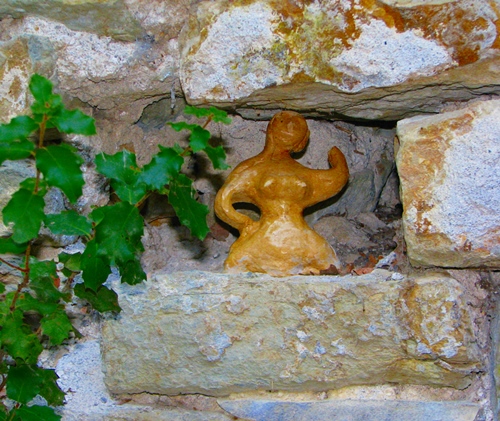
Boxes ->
[7,363,64,408]
[80,240,111,292]
[36,144,84,203]
[0,116,38,142]
[16,293,58,316]
[0,237,28,254]
[92,202,144,266]
[45,211,92,236]
[58,252,82,272]
[74,283,121,313]
[204,145,230,170]
[168,174,209,240]
[95,151,146,204]
[13,405,62,421]
[3,188,45,243]
[188,126,210,152]
[184,105,231,124]
[0,137,35,165]
[41,310,73,345]
[29,74,53,105]
[168,121,210,152]
[52,108,96,135]
[0,311,42,363]
[30,259,64,303]
[139,146,184,191]
[168,121,198,133]
[118,258,146,286]
[6,363,39,404]
[36,369,65,407]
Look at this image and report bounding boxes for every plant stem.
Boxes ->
[34,114,47,193]
[9,244,31,312]
[0,257,27,273]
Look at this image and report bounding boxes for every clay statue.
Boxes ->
[215,111,349,276]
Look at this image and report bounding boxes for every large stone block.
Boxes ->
[396,99,500,268]
[0,0,142,41]
[102,270,481,396]
[179,0,500,120]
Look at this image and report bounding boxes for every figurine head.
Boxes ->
[266,111,310,153]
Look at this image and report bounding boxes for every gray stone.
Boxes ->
[396,99,500,268]
[101,270,482,396]
[218,398,480,421]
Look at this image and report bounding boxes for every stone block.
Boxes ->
[0,0,142,41]
[396,99,500,268]
[179,0,500,120]
[101,270,481,396]
[218,398,480,421]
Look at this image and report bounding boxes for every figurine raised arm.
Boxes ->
[215,111,349,276]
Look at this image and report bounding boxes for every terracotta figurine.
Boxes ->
[215,111,349,276]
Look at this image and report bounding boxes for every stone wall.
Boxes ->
[1,1,500,420]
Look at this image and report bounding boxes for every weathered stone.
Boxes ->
[396,99,500,268]
[180,0,500,120]
[218,398,480,421]
[101,270,481,396]
[0,37,33,122]
[0,0,143,41]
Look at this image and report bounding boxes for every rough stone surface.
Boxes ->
[218,398,480,421]
[396,99,500,268]
[0,36,35,122]
[0,0,143,42]
[180,0,500,120]
[101,270,482,396]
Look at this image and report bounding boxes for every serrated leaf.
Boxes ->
[58,252,82,272]
[95,151,146,204]
[6,363,39,404]
[52,108,96,135]
[14,405,62,421]
[168,121,198,133]
[204,145,230,170]
[29,74,53,105]
[139,146,184,191]
[168,122,211,152]
[41,310,73,345]
[74,283,121,313]
[3,188,45,243]
[0,284,4,294]
[189,125,210,152]
[45,211,92,236]
[0,237,28,254]
[172,143,184,155]
[93,202,144,266]
[183,105,231,124]
[183,105,212,118]
[168,174,209,240]
[7,363,64,408]
[31,93,63,118]
[0,137,35,165]
[118,258,146,285]
[0,311,42,363]
[0,116,38,142]
[16,293,58,316]
[36,144,84,203]
[20,177,47,196]
[80,240,111,292]
[30,259,64,303]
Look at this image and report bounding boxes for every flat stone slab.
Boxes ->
[218,398,480,421]
[101,270,481,396]
[396,99,500,268]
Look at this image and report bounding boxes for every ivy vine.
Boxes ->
[0,74,231,420]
